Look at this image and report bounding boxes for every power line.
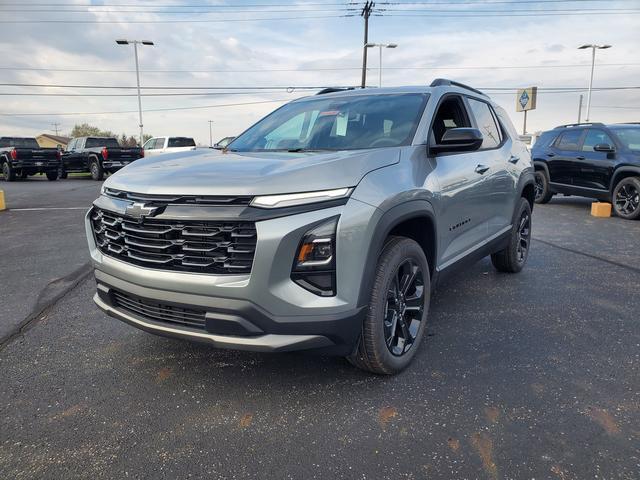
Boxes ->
[0,13,354,23]
[0,83,352,90]
[1,63,638,74]
[0,98,294,117]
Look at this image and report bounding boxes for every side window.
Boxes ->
[555,129,583,151]
[67,139,76,151]
[430,96,471,144]
[153,138,165,149]
[143,138,155,150]
[582,129,615,152]
[467,98,501,149]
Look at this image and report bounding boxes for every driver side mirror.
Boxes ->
[430,128,483,155]
[593,143,615,153]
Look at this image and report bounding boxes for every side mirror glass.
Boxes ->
[593,143,615,153]
[430,128,483,155]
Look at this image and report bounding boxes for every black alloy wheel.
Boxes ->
[533,170,553,204]
[613,177,640,220]
[384,259,425,357]
[515,209,531,265]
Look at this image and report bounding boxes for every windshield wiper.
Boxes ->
[286,148,333,153]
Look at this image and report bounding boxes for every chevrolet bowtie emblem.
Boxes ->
[125,202,159,219]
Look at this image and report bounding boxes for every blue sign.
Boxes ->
[519,91,530,109]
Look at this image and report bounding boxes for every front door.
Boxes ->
[572,128,617,191]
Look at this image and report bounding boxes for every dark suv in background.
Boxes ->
[531,122,640,219]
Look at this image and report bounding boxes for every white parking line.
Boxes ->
[9,207,89,211]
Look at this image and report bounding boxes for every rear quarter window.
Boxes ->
[168,137,196,148]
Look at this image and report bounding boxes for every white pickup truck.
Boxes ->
[143,136,196,157]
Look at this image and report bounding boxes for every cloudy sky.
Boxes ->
[0,0,638,145]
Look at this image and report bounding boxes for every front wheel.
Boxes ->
[348,237,430,375]
[46,170,58,181]
[534,170,553,204]
[491,198,532,273]
[612,177,640,220]
[2,162,16,182]
[89,158,104,181]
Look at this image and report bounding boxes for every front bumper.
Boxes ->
[86,197,380,354]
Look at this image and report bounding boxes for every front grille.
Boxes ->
[112,290,206,330]
[91,207,256,274]
[104,187,252,206]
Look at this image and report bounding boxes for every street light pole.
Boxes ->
[208,120,214,147]
[365,43,398,87]
[578,43,611,122]
[116,39,154,146]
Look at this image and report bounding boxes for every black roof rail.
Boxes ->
[429,78,486,97]
[316,87,356,95]
[554,122,605,129]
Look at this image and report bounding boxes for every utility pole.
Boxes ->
[51,122,61,136]
[360,1,375,88]
[208,120,214,147]
[577,94,583,123]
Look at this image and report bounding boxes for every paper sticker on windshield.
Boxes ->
[319,110,340,117]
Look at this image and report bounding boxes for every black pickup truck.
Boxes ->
[1,137,61,182]
[61,136,144,181]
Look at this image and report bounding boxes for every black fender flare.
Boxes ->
[532,160,550,178]
[610,166,640,193]
[356,199,437,308]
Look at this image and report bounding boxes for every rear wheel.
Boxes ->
[348,237,430,375]
[2,161,16,182]
[46,170,58,181]
[491,198,532,273]
[89,157,104,181]
[612,176,640,220]
[534,170,553,204]
[59,167,68,179]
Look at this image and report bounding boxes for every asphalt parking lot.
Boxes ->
[1,179,639,479]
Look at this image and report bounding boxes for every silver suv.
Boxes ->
[86,79,535,374]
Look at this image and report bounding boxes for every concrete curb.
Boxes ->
[0,262,93,349]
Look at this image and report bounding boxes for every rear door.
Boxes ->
[547,128,585,185]
[573,128,617,191]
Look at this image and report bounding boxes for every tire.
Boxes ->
[2,161,16,182]
[59,168,68,179]
[20,170,28,179]
[534,170,553,204]
[491,198,532,273]
[89,157,104,181]
[612,176,640,220]
[347,237,431,375]
[46,170,58,181]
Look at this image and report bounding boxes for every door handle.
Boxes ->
[546,152,555,157]
[475,164,490,175]
[508,155,520,164]
[576,155,585,160]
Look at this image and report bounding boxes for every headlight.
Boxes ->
[291,217,338,297]
[251,187,352,209]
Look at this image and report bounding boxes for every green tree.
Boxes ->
[69,123,115,138]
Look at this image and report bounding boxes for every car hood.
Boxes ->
[104,148,401,196]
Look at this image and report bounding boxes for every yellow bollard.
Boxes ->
[591,202,611,218]
[0,190,5,211]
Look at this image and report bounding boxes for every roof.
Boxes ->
[38,133,70,144]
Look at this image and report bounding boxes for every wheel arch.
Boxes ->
[532,160,550,178]
[356,200,437,308]
[610,167,640,193]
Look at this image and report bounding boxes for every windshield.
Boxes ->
[229,93,428,152]
[168,137,196,147]
[0,137,40,148]
[86,137,120,148]
[612,127,640,151]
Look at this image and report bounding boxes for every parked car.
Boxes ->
[143,136,196,157]
[86,79,534,374]
[61,137,144,181]
[212,136,235,149]
[532,122,640,219]
[1,136,60,181]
